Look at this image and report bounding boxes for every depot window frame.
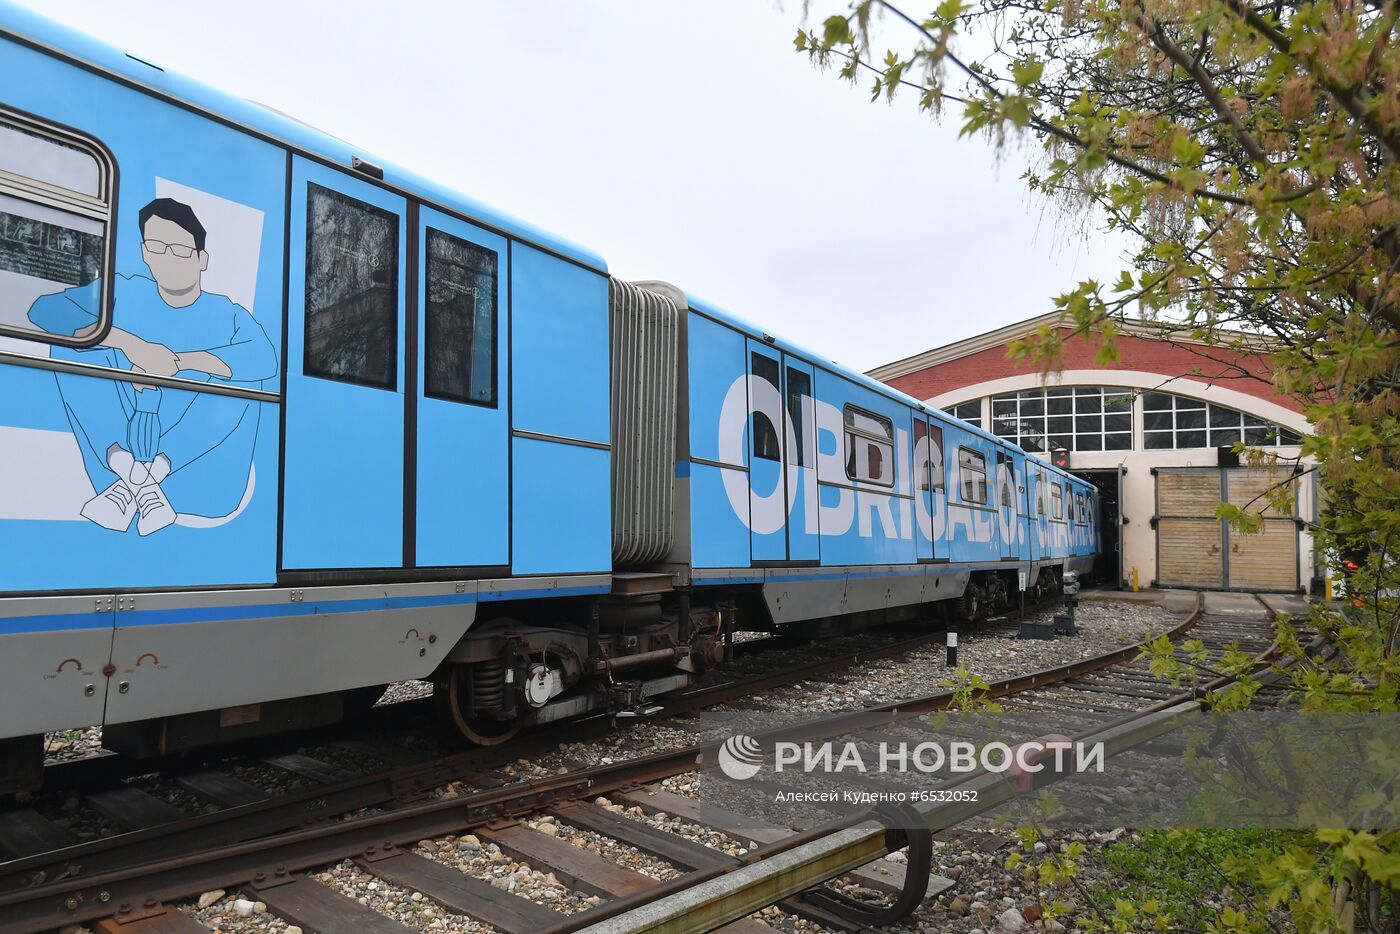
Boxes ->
[1141,391,1303,450]
[990,386,1132,453]
[0,105,117,348]
[950,399,982,429]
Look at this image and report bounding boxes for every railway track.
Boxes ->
[0,593,1300,934]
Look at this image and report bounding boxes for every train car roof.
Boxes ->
[0,0,609,274]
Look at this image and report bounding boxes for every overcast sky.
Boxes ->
[17,0,1133,374]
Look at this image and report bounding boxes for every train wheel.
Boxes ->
[434,663,521,746]
[952,581,981,623]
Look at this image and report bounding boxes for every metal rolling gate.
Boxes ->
[1153,466,1301,592]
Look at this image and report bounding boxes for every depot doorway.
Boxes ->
[1077,468,1124,588]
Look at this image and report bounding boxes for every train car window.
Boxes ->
[958,448,988,504]
[914,419,930,491]
[1035,475,1045,514]
[1051,482,1064,519]
[424,227,497,406]
[928,422,945,491]
[0,110,115,347]
[1076,493,1087,524]
[304,183,399,389]
[843,405,894,486]
[785,367,810,466]
[751,353,781,461]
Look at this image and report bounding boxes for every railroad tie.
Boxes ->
[85,785,185,831]
[252,875,416,934]
[0,808,76,860]
[614,785,956,899]
[479,822,775,934]
[174,770,269,808]
[360,850,562,934]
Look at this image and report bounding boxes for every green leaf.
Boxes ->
[1011,57,1045,87]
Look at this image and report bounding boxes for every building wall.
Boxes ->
[885,328,1302,415]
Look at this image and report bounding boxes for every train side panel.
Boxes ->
[0,33,286,595]
[509,244,611,574]
[812,367,917,567]
[942,424,1002,565]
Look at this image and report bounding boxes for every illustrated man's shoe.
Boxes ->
[80,480,137,531]
[79,444,139,531]
[134,455,175,537]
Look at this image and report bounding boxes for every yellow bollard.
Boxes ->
[1130,567,1140,592]
[1324,576,1333,602]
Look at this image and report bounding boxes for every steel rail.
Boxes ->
[0,596,1217,931]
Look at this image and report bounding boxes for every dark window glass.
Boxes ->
[1177,408,1206,430]
[1177,429,1207,448]
[1144,431,1173,449]
[424,228,496,405]
[1142,392,1173,411]
[1047,395,1073,415]
[304,184,398,388]
[928,423,945,490]
[751,353,781,461]
[914,418,929,491]
[1279,428,1302,445]
[1241,426,1271,445]
[1104,413,1132,433]
[1019,396,1044,416]
[1105,432,1132,451]
[992,398,1016,416]
[1211,428,1243,447]
[1048,434,1072,451]
[1076,414,1103,434]
[785,367,810,467]
[952,399,982,427]
[1074,394,1102,414]
[1209,404,1238,428]
[1078,434,1103,451]
[1105,393,1132,411]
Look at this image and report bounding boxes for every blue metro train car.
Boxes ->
[0,2,1096,784]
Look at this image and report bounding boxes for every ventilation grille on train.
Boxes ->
[610,279,679,567]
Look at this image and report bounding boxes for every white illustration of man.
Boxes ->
[28,197,277,535]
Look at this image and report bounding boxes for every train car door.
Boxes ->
[747,340,788,562]
[995,448,1017,560]
[412,207,509,568]
[283,158,407,570]
[914,416,935,562]
[1013,450,1032,563]
[784,358,819,562]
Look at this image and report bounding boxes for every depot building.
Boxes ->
[869,314,1317,594]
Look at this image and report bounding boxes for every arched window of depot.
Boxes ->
[991,386,1133,452]
[1142,392,1301,449]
